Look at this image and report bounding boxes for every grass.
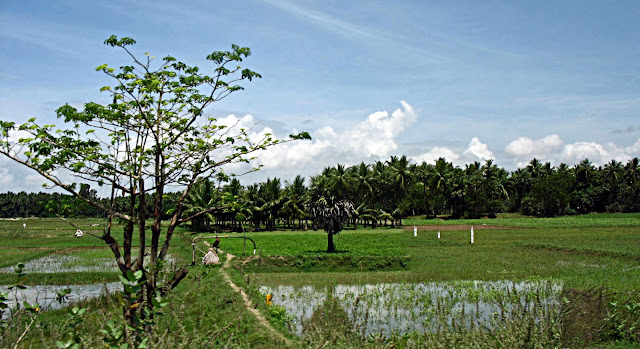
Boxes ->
[404,212,640,228]
[215,222,640,292]
[1,213,639,347]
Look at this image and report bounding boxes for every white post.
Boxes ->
[470,226,474,244]
[437,231,440,239]
[413,226,417,237]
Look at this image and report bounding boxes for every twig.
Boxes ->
[13,315,37,349]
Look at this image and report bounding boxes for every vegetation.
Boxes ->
[0,35,308,343]
[3,157,638,234]
[1,214,639,347]
[1,32,638,349]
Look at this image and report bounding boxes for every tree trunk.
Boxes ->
[327,232,335,253]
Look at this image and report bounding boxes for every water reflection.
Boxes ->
[260,279,562,336]
[1,282,121,319]
[0,254,176,274]
[0,255,117,274]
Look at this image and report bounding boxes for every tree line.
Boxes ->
[4,156,637,226]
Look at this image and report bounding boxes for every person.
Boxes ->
[74,229,83,238]
[212,237,221,253]
[202,248,220,265]
[23,223,26,229]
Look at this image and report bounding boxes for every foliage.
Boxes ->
[267,304,294,325]
[603,292,640,342]
[306,196,355,252]
[0,35,309,338]
[0,215,640,347]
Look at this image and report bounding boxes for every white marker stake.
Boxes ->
[437,231,440,239]
[470,226,474,244]
[414,226,417,237]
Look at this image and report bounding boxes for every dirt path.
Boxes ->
[219,252,294,347]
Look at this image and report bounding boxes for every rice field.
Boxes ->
[0,213,639,347]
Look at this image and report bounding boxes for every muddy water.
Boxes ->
[259,279,562,336]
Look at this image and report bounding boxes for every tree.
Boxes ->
[307,196,355,253]
[182,179,218,231]
[0,36,309,338]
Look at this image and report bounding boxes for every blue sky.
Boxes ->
[1,0,640,191]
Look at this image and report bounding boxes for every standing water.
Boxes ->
[260,279,562,336]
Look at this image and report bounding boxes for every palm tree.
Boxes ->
[413,161,435,217]
[621,158,640,211]
[329,164,352,200]
[526,158,544,179]
[429,157,453,215]
[351,162,375,205]
[307,196,355,253]
[388,155,413,192]
[372,160,393,212]
[182,179,218,231]
[283,175,307,229]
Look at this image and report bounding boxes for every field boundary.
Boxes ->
[219,252,293,347]
[405,224,514,231]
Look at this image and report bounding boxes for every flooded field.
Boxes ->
[0,254,118,274]
[1,282,120,319]
[0,253,177,274]
[260,279,562,336]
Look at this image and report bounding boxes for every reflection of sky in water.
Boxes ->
[0,255,118,273]
[1,282,121,319]
[0,254,176,273]
[260,280,562,336]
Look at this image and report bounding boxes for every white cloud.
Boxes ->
[0,168,13,185]
[412,147,460,164]
[222,101,418,178]
[463,137,493,160]
[503,134,640,168]
[7,128,31,143]
[504,134,563,158]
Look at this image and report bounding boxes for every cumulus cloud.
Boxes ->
[413,146,460,164]
[463,137,493,160]
[0,168,13,185]
[504,135,563,158]
[503,134,640,168]
[224,101,419,178]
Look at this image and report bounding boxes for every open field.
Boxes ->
[1,214,639,347]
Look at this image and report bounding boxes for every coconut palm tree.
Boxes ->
[182,179,219,231]
[429,157,454,215]
[351,162,375,205]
